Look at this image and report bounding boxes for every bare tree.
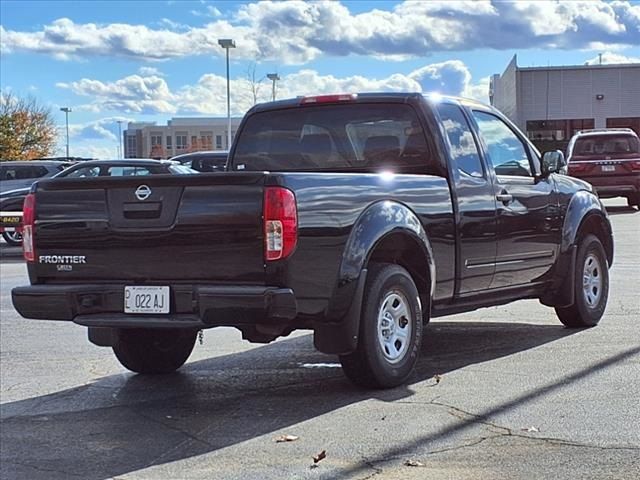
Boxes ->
[246,63,265,106]
[0,92,57,160]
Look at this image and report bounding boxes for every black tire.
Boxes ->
[2,230,23,246]
[555,234,609,328]
[340,263,423,389]
[626,194,640,209]
[113,328,197,374]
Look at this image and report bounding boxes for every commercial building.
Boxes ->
[490,55,640,150]
[124,117,243,159]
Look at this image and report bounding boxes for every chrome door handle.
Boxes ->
[496,193,513,203]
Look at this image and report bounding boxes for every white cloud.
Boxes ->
[67,116,132,142]
[57,60,489,116]
[138,66,165,77]
[58,117,133,159]
[2,1,639,64]
[57,75,176,114]
[584,51,640,64]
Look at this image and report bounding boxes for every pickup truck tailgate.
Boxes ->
[31,173,266,284]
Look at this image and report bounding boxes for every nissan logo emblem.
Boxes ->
[135,185,152,201]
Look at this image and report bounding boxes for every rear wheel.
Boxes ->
[2,230,23,246]
[113,328,197,374]
[555,234,609,328]
[340,263,423,389]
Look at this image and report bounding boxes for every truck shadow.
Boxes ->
[1,321,579,480]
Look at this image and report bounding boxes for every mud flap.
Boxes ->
[540,245,577,308]
[314,269,367,355]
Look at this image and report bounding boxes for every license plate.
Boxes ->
[124,286,170,314]
[601,165,615,172]
[0,216,21,226]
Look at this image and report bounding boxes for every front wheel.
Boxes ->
[555,234,609,328]
[2,230,23,246]
[626,194,640,209]
[113,328,197,374]
[340,263,423,389]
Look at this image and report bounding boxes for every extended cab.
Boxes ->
[12,94,614,388]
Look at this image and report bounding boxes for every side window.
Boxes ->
[15,167,35,179]
[472,111,532,177]
[65,166,100,178]
[437,104,484,178]
[107,167,152,176]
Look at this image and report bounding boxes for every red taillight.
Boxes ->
[22,193,36,262]
[569,162,588,173]
[263,187,297,261]
[630,160,640,171]
[300,93,357,105]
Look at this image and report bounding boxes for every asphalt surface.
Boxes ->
[1,199,639,480]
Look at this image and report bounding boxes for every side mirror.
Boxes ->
[541,150,567,176]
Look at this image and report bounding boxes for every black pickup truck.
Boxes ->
[12,93,614,388]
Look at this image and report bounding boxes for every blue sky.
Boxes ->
[1,0,639,158]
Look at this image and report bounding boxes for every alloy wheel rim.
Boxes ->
[376,290,412,364]
[4,231,22,242]
[582,253,602,308]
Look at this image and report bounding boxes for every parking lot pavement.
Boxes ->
[1,200,639,480]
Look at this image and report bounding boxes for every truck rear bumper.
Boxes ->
[11,284,297,328]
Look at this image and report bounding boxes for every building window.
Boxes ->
[151,134,162,147]
[176,133,187,150]
[166,136,173,149]
[526,119,595,141]
[126,136,137,158]
[216,135,223,149]
[607,117,640,137]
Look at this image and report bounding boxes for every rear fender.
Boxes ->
[314,201,435,354]
[561,191,613,258]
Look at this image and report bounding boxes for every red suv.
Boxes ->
[566,128,640,208]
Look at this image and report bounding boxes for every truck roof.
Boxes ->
[247,92,486,114]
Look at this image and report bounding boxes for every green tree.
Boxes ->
[0,92,57,161]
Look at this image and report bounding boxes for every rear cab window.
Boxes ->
[436,103,484,178]
[232,103,435,173]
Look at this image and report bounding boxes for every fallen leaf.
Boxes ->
[521,426,539,433]
[275,434,299,443]
[405,459,424,467]
[313,449,327,463]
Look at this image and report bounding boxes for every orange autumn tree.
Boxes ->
[186,137,211,153]
[0,92,57,161]
[149,144,166,159]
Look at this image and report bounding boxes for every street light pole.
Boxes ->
[60,107,72,158]
[218,39,236,150]
[266,73,280,101]
[117,120,124,158]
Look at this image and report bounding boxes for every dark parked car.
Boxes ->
[0,160,71,193]
[59,159,198,178]
[566,128,640,208]
[170,151,228,172]
[12,93,613,388]
[0,159,196,245]
[0,161,73,244]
